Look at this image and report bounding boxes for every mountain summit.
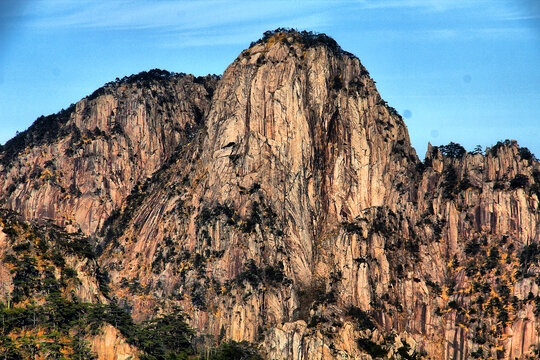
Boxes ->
[1,29,539,359]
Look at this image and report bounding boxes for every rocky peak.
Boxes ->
[248,28,356,58]
[1,30,539,360]
[97,28,424,331]
[202,27,416,226]
[0,70,217,234]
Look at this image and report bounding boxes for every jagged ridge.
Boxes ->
[0,30,539,360]
[250,28,356,58]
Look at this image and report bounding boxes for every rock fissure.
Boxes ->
[0,29,539,360]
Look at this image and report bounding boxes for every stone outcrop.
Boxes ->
[1,30,539,359]
[0,70,217,234]
[90,324,139,360]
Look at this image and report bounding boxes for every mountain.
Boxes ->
[0,70,218,235]
[1,29,539,360]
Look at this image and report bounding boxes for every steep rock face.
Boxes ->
[100,32,539,359]
[197,31,417,285]
[0,210,106,305]
[90,324,139,360]
[96,31,537,359]
[1,30,539,359]
[317,142,540,359]
[0,210,110,358]
[0,71,217,234]
[101,30,412,299]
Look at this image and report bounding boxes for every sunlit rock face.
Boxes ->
[0,71,217,235]
[90,324,140,360]
[1,30,539,359]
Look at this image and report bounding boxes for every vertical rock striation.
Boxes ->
[0,70,217,234]
[1,30,539,359]
[98,31,540,359]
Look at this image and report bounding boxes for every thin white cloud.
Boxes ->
[354,0,490,11]
[158,13,333,48]
[24,0,502,31]
[505,15,540,21]
[27,0,331,31]
[354,0,539,24]
[359,26,532,42]
[16,0,337,49]
[13,0,539,48]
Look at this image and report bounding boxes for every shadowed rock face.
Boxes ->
[1,30,539,359]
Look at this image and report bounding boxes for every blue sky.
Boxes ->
[1,0,539,158]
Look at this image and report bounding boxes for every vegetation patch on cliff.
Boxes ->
[249,28,356,59]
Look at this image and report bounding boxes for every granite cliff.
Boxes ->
[1,29,539,359]
[0,70,217,234]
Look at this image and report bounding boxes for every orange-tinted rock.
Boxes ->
[1,30,539,359]
[90,324,139,360]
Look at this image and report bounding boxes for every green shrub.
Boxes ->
[465,239,481,256]
[307,314,328,328]
[489,139,513,156]
[442,165,458,200]
[518,147,536,161]
[294,280,327,322]
[485,247,499,271]
[448,300,460,311]
[0,104,76,168]
[250,28,355,59]
[356,338,388,358]
[209,340,263,360]
[437,142,466,159]
[235,260,287,288]
[397,339,421,360]
[347,306,376,330]
[137,310,194,360]
[493,181,506,190]
[469,145,483,155]
[519,242,540,274]
[510,174,529,189]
